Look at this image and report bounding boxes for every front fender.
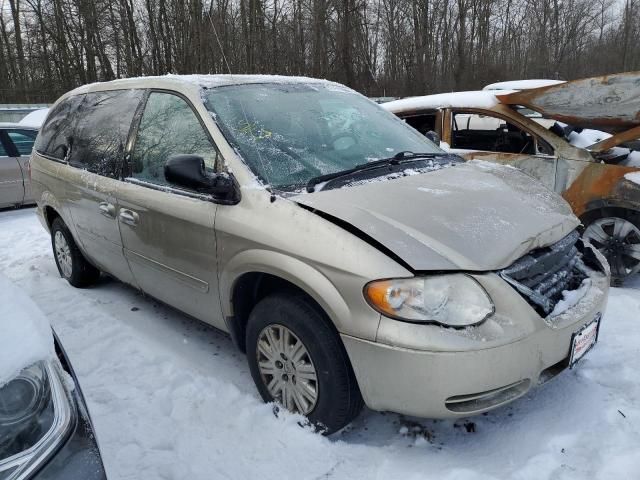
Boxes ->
[220,249,379,339]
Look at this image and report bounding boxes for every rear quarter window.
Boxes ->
[68,89,144,178]
[35,95,84,160]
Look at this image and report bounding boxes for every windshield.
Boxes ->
[203,83,443,190]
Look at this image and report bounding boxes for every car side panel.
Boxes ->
[60,165,136,285]
[0,130,25,207]
[30,152,65,224]
[215,188,411,341]
[116,181,223,327]
[3,128,38,205]
[17,154,34,204]
[0,156,24,208]
[30,154,136,284]
[559,159,640,217]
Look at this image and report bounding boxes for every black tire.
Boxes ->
[51,217,100,288]
[246,293,363,435]
[581,208,640,286]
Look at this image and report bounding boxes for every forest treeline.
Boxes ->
[0,0,638,103]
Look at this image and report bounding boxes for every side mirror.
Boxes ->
[164,154,237,201]
[425,130,441,145]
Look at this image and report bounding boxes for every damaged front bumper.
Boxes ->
[342,260,609,419]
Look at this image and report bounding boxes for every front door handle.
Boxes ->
[98,202,116,218]
[119,208,139,226]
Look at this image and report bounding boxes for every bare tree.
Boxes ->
[0,0,638,103]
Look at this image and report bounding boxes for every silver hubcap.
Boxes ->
[256,324,319,415]
[54,231,73,278]
[583,217,640,279]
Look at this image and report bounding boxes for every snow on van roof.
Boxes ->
[382,90,514,113]
[69,74,347,96]
[0,274,54,386]
[165,74,339,88]
[483,79,565,91]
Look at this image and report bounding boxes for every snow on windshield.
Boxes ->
[0,274,54,386]
[203,83,442,190]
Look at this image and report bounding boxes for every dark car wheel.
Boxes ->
[51,217,100,288]
[582,211,640,285]
[246,293,363,435]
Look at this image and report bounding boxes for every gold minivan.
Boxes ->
[31,75,609,434]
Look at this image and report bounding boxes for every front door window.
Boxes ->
[451,112,544,155]
[130,92,219,187]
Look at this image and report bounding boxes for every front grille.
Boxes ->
[499,230,589,317]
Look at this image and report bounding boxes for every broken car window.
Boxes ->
[203,83,442,190]
[451,112,537,155]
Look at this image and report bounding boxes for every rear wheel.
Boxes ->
[582,213,640,285]
[246,293,363,435]
[51,217,100,288]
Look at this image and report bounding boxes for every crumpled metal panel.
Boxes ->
[499,230,587,316]
[559,159,640,217]
[496,72,640,134]
[293,161,579,271]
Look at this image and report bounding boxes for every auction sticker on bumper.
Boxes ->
[570,314,601,368]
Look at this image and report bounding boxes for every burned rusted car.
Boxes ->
[384,72,640,284]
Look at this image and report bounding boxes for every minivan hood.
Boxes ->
[293,161,579,271]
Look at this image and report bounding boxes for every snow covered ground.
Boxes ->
[1,207,639,480]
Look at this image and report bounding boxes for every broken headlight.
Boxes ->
[364,274,494,327]
[0,361,73,480]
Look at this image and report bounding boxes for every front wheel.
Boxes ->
[246,293,363,435]
[582,214,640,285]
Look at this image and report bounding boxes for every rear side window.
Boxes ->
[404,113,438,136]
[68,89,144,178]
[35,95,84,160]
[7,130,37,156]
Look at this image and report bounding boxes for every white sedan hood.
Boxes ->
[0,274,54,386]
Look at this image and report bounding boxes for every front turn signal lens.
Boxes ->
[364,274,494,327]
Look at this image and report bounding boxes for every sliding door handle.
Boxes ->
[98,202,116,218]
[119,208,139,226]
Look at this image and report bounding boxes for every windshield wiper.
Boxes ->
[306,151,441,192]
